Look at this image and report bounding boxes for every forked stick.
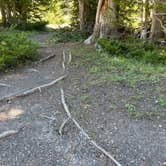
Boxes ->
[60,88,122,166]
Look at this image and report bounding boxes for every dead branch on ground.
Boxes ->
[60,88,122,166]
[0,130,19,139]
[0,75,66,103]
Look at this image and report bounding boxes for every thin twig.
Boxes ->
[68,52,72,65]
[40,54,56,63]
[0,130,19,139]
[0,83,11,87]
[26,68,40,73]
[63,51,66,62]
[59,117,71,135]
[40,115,56,121]
[62,51,66,72]
[60,89,122,166]
[0,75,66,103]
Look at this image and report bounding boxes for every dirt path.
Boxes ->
[0,33,166,166]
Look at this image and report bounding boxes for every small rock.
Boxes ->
[141,158,152,166]
[163,161,166,166]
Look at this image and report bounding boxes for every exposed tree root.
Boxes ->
[62,51,66,72]
[67,52,72,65]
[60,88,122,166]
[0,75,66,103]
[59,117,70,135]
[40,54,56,63]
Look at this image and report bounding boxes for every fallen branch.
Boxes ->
[0,130,19,139]
[62,51,66,72]
[40,54,56,63]
[0,75,66,103]
[59,117,70,135]
[40,115,56,121]
[60,89,122,166]
[0,83,11,87]
[68,52,72,65]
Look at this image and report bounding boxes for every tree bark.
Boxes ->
[144,0,150,31]
[78,0,85,31]
[0,5,7,26]
[84,0,119,44]
[150,3,164,40]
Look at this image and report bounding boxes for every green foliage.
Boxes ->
[71,44,166,87]
[0,0,50,26]
[16,21,48,31]
[98,37,166,64]
[71,45,166,119]
[0,30,39,71]
[125,103,163,119]
[50,28,88,43]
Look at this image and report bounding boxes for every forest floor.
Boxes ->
[0,32,166,166]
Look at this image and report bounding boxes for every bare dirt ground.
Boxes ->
[0,33,166,166]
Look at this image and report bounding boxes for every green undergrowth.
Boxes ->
[50,28,89,43]
[16,21,48,31]
[71,46,166,87]
[0,30,39,71]
[71,45,166,119]
[125,103,165,119]
[98,37,166,64]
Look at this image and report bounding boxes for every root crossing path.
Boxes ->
[0,33,117,166]
[0,33,166,166]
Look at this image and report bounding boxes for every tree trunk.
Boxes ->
[0,6,7,26]
[78,0,97,32]
[78,0,85,31]
[6,5,12,25]
[150,4,164,40]
[84,0,119,44]
[144,0,150,31]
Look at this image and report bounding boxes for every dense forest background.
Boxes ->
[0,0,166,70]
[1,1,166,165]
[0,0,165,40]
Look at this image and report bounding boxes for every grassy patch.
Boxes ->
[71,45,166,119]
[50,28,88,43]
[125,103,164,119]
[98,37,166,64]
[0,30,39,71]
[71,46,166,87]
[16,21,48,31]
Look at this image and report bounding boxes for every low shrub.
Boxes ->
[0,30,39,71]
[16,21,48,31]
[98,37,166,64]
[50,28,89,43]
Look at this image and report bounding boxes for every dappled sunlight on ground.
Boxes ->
[0,108,24,121]
[46,24,71,30]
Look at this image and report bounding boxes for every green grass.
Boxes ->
[50,28,88,43]
[71,46,166,87]
[71,45,166,119]
[0,30,39,71]
[98,37,166,64]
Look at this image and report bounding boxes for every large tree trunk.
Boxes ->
[84,0,119,44]
[150,1,165,40]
